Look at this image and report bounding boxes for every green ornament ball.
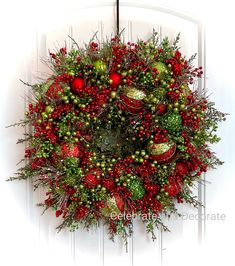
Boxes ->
[152,62,168,78]
[153,87,166,101]
[162,112,182,133]
[93,60,107,73]
[129,179,145,200]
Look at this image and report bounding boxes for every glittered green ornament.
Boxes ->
[162,112,182,133]
[152,62,168,78]
[152,87,167,102]
[93,60,107,73]
[129,179,145,200]
[101,196,122,217]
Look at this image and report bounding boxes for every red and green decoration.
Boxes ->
[11,32,226,242]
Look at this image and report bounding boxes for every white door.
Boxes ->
[1,1,234,266]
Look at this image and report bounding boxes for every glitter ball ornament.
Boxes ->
[93,60,107,73]
[129,179,145,200]
[153,87,166,101]
[149,141,176,162]
[163,112,182,133]
[121,86,146,113]
[152,62,168,78]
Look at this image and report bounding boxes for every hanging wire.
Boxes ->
[116,0,120,35]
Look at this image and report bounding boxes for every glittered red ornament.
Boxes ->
[61,144,79,157]
[83,174,99,188]
[175,162,189,176]
[109,73,121,87]
[71,77,85,93]
[164,183,179,197]
[164,177,181,197]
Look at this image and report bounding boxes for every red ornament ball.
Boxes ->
[109,73,121,87]
[164,177,181,197]
[71,77,85,93]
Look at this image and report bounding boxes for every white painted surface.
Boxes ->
[0,1,235,266]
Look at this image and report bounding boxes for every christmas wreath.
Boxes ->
[10,32,226,242]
